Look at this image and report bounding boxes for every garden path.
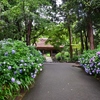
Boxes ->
[23,63,100,100]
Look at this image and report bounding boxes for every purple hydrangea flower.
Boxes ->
[8,66,12,70]
[90,63,94,67]
[89,72,92,75]
[31,75,35,78]
[92,70,95,73]
[96,70,99,74]
[97,62,100,66]
[12,50,16,54]
[85,68,89,73]
[89,57,95,63]
[31,74,36,78]
[83,64,87,68]
[34,74,36,78]
[96,51,100,55]
[11,77,15,82]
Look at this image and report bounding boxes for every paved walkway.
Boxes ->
[23,63,100,100]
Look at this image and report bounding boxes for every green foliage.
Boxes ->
[72,55,78,62]
[45,24,69,48]
[55,52,61,61]
[46,53,50,57]
[0,38,44,100]
[0,0,51,43]
[55,51,70,62]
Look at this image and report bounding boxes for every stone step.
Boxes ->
[45,57,53,62]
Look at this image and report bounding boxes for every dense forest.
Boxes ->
[0,0,100,58]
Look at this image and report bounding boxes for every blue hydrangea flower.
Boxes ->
[16,80,21,85]
[4,52,8,56]
[19,69,23,73]
[20,60,24,63]
[8,66,12,70]
[14,71,17,74]
[12,50,16,54]
[20,64,23,66]
[11,77,15,82]
[24,63,27,66]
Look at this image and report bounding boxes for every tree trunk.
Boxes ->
[80,31,84,53]
[16,21,22,40]
[68,24,73,60]
[26,20,32,45]
[87,11,95,50]
[84,30,88,50]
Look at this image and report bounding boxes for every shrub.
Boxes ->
[79,46,100,77]
[0,39,44,100]
[55,52,61,61]
[72,55,78,62]
[55,51,70,62]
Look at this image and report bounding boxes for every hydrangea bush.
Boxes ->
[79,47,100,77]
[0,39,44,100]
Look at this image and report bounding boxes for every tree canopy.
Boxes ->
[0,0,100,58]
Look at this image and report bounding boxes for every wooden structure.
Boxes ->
[35,38,63,56]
